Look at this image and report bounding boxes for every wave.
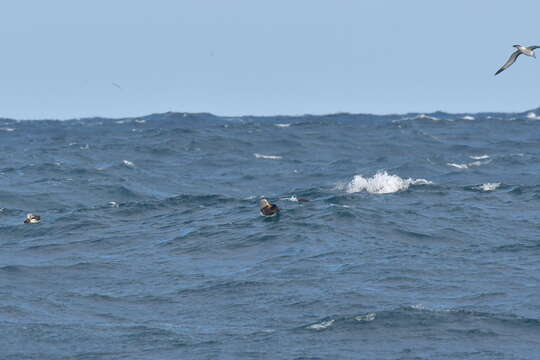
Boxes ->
[303,305,540,332]
[254,153,282,160]
[122,160,135,168]
[470,155,489,160]
[475,183,500,191]
[526,112,540,120]
[447,158,491,169]
[337,171,432,194]
[408,114,440,121]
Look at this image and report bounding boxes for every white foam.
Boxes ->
[134,119,146,124]
[448,158,491,169]
[416,114,440,121]
[108,201,119,207]
[282,195,298,202]
[355,313,376,322]
[447,162,469,169]
[396,114,441,122]
[254,153,282,160]
[527,112,540,120]
[470,155,489,160]
[308,319,334,330]
[339,171,432,194]
[275,123,291,128]
[461,115,475,121]
[476,183,500,191]
[0,127,15,132]
[123,160,135,168]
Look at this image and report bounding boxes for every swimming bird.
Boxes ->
[259,199,279,217]
[24,213,41,224]
[495,45,540,75]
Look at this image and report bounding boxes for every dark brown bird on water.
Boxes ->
[24,213,41,224]
[259,199,279,217]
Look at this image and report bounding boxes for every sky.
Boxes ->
[1,0,540,119]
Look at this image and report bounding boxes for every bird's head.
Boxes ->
[259,199,270,209]
[513,44,521,49]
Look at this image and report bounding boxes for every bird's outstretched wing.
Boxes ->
[527,45,540,50]
[495,50,522,75]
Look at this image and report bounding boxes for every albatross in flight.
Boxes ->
[495,45,540,75]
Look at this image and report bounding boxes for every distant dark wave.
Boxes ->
[2,106,540,123]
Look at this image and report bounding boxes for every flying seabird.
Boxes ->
[495,45,540,75]
[24,213,41,224]
[259,199,279,217]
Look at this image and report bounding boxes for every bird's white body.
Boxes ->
[514,45,535,57]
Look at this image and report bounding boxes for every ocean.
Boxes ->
[1,109,539,359]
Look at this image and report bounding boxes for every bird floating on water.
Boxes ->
[495,45,540,75]
[259,199,279,217]
[24,213,41,224]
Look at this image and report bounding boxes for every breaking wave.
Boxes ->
[338,171,432,194]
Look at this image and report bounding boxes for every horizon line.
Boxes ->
[2,106,539,121]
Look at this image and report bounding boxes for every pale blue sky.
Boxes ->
[1,0,539,119]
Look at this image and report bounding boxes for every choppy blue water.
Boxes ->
[1,109,540,360]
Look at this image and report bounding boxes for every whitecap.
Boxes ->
[123,160,135,168]
[415,114,440,121]
[470,155,489,160]
[0,127,15,132]
[527,112,540,120]
[254,153,282,160]
[448,159,491,169]
[461,115,475,121]
[476,183,500,191]
[447,162,468,169]
[395,114,440,122]
[108,201,119,207]
[468,161,483,167]
[282,195,298,202]
[409,304,427,311]
[134,119,146,124]
[355,313,376,322]
[275,123,291,128]
[338,171,432,194]
[307,319,334,330]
